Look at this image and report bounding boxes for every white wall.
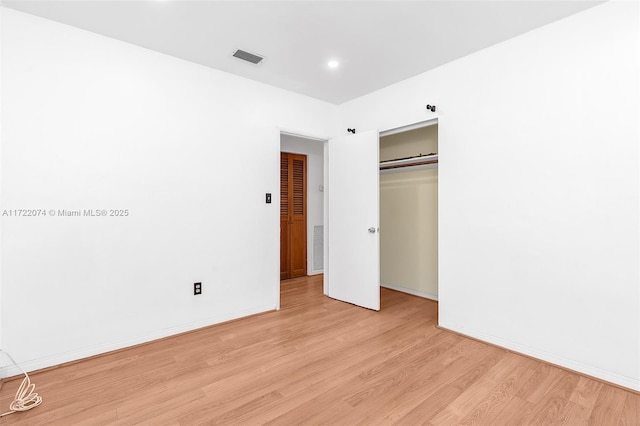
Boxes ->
[339,1,640,391]
[0,8,336,375]
[0,7,4,357]
[280,134,324,275]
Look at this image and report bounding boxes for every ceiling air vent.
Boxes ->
[232,49,264,64]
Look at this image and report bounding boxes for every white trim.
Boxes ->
[274,127,281,311]
[323,141,329,295]
[439,322,640,392]
[379,117,438,138]
[278,128,329,300]
[381,282,438,301]
[637,1,640,390]
[278,127,329,142]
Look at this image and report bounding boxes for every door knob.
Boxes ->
[368,227,376,233]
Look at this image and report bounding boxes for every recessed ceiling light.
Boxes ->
[328,60,340,69]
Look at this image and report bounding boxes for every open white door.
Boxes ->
[326,130,380,310]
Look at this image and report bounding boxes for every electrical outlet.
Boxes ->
[194,282,202,295]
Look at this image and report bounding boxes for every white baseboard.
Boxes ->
[438,322,640,392]
[0,304,275,378]
[381,282,438,301]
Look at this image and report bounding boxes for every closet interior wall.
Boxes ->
[379,125,439,300]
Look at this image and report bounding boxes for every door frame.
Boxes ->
[276,128,328,310]
[275,118,439,311]
[379,117,438,137]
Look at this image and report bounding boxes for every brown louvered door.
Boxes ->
[280,152,307,280]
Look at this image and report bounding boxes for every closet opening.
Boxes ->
[379,120,438,301]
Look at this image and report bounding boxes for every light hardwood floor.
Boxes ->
[1,275,638,425]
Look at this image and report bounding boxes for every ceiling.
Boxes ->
[3,0,603,104]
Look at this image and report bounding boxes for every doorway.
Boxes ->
[279,133,326,282]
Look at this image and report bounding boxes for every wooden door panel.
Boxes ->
[280,153,291,279]
[290,218,306,277]
[292,157,305,221]
[280,152,307,280]
[280,154,289,219]
[280,218,290,280]
[290,154,307,278]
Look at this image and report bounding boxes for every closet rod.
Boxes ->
[380,154,438,171]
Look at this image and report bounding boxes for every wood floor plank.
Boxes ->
[619,393,640,426]
[524,373,580,425]
[261,331,462,424]
[570,376,604,407]
[557,400,595,425]
[517,363,564,404]
[114,388,207,425]
[427,353,527,425]
[390,385,463,426]
[490,396,536,425]
[379,343,505,424]
[457,357,538,425]
[1,275,637,425]
[195,324,446,423]
[588,385,630,425]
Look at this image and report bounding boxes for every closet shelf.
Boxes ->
[380,154,438,172]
